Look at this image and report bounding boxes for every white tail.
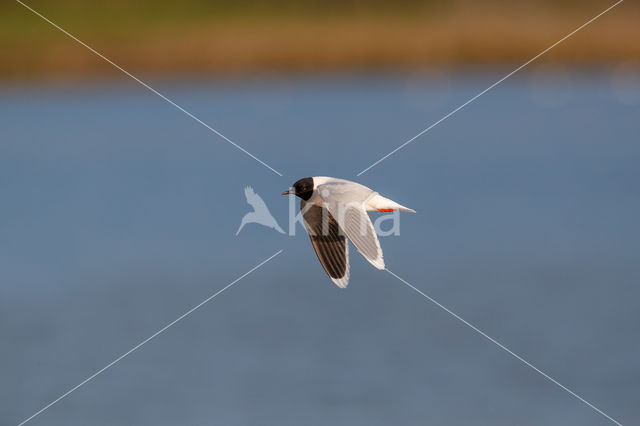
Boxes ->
[365,194,416,213]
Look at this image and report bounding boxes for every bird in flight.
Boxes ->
[283,177,415,288]
[237,186,285,235]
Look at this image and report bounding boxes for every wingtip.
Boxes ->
[332,279,349,288]
[371,258,385,270]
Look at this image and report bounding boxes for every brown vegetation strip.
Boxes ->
[2,7,639,80]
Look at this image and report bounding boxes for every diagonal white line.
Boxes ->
[357,0,624,176]
[17,249,284,426]
[385,268,623,426]
[15,0,283,177]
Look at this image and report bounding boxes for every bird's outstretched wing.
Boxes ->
[301,200,349,288]
[316,181,384,270]
[244,186,285,233]
[244,186,270,211]
[244,186,256,199]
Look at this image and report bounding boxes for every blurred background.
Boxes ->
[1,0,640,80]
[2,1,639,425]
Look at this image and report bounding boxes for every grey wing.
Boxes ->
[316,183,384,270]
[301,200,350,288]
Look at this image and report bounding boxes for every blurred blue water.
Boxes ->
[1,72,639,425]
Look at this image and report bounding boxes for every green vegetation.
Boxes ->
[2,0,638,80]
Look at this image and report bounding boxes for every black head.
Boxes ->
[282,177,314,200]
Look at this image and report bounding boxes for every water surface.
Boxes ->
[1,72,639,425]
